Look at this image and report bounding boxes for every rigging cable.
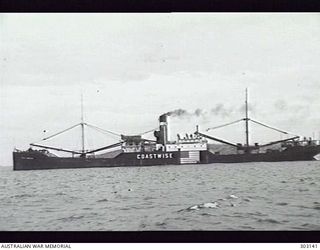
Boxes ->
[206,119,244,131]
[84,123,121,138]
[38,123,82,142]
[83,123,122,151]
[138,127,158,136]
[31,122,122,153]
[249,119,299,136]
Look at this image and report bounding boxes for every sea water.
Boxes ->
[0,161,319,230]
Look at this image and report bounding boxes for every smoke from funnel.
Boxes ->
[165,109,189,117]
[210,104,231,118]
[164,108,205,118]
[238,103,255,114]
[194,108,203,117]
[164,104,233,120]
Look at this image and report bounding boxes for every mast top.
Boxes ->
[81,93,84,124]
[245,88,250,149]
[80,93,85,154]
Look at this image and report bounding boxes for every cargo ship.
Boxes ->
[13,90,320,170]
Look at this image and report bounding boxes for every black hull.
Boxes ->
[13,145,320,171]
[204,145,320,163]
[13,151,180,171]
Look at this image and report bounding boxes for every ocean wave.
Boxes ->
[276,202,288,206]
[57,215,85,222]
[10,194,34,198]
[2,161,320,230]
[96,198,108,202]
[312,205,320,210]
[257,218,282,224]
[182,194,246,212]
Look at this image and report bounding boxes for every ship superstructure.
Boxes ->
[13,90,320,170]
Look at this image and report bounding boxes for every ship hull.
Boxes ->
[203,145,320,163]
[13,145,320,171]
[13,151,180,171]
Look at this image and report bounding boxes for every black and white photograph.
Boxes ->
[0,13,320,235]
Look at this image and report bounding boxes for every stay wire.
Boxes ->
[85,123,121,138]
[249,119,299,136]
[138,127,158,136]
[206,119,244,131]
[33,123,82,144]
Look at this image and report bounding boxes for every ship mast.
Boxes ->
[29,94,125,155]
[245,88,250,150]
[201,88,301,152]
[80,94,85,154]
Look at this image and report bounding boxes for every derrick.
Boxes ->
[195,131,239,148]
[202,89,300,151]
[30,120,157,156]
[30,121,122,155]
[30,143,82,154]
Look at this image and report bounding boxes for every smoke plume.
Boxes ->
[164,104,233,119]
[210,104,231,118]
[165,109,190,117]
[238,103,255,113]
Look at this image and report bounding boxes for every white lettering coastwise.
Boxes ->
[136,153,173,160]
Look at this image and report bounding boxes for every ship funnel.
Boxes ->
[159,114,168,145]
[159,114,168,123]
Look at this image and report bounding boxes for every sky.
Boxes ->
[1,13,320,165]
